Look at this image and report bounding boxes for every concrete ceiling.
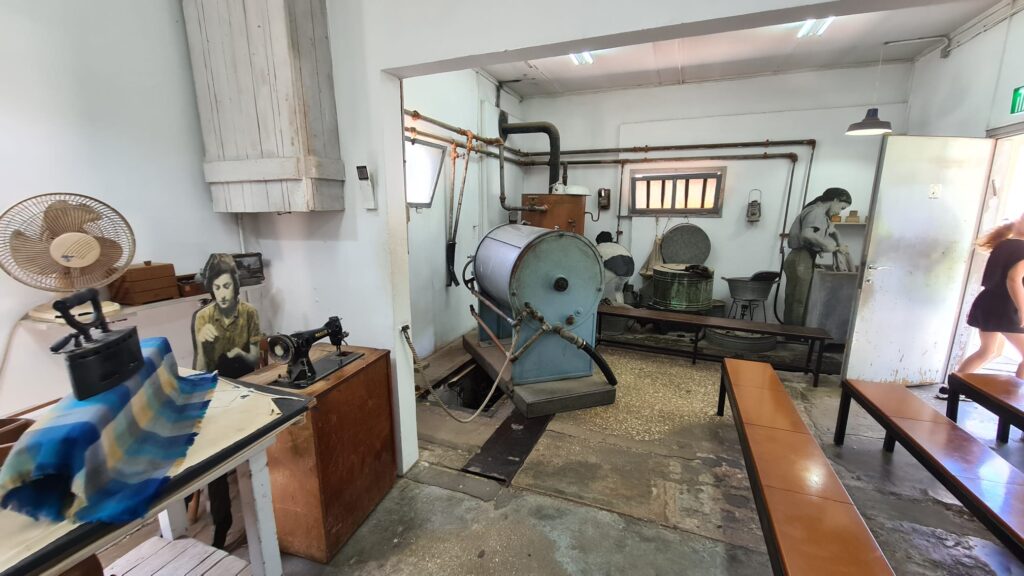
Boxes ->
[482,0,999,97]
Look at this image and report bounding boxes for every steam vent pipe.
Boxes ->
[499,110,561,189]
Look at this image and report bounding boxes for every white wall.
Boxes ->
[908,4,1024,135]
[402,70,525,356]
[908,21,1010,136]
[521,65,910,312]
[0,0,239,410]
[989,6,1024,131]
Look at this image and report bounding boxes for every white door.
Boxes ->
[844,136,994,385]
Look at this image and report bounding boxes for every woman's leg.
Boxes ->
[957,331,1005,374]
[999,332,1024,378]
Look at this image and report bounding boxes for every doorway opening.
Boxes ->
[948,133,1024,376]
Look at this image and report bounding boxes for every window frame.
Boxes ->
[628,167,726,217]
[403,139,448,208]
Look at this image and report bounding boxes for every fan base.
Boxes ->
[27,300,122,324]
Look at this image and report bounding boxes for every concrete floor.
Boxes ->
[102,347,1024,574]
[271,346,1024,575]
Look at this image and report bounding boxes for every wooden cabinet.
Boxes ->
[242,346,395,562]
[520,194,587,234]
[182,0,345,213]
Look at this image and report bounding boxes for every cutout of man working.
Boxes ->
[783,188,852,325]
[191,253,261,549]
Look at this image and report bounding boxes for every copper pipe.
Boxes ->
[516,140,816,158]
[470,305,508,357]
[404,108,519,151]
[466,286,516,327]
[404,129,528,166]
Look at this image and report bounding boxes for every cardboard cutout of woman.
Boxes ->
[191,253,261,549]
[783,188,852,325]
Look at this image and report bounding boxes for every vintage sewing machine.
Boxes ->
[267,316,363,388]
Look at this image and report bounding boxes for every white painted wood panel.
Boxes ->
[183,0,344,213]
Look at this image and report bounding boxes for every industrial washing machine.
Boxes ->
[462,224,617,417]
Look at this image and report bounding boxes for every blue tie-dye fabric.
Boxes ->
[0,337,217,523]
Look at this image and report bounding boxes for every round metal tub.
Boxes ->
[650,264,713,312]
[704,329,778,352]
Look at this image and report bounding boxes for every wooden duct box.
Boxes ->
[110,261,179,306]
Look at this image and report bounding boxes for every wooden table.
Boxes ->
[241,345,395,563]
[947,372,1024,443]
[0,378,311,576]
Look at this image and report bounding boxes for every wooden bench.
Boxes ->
[835,378,1024,562]
[103,537,250,575]
[947,372,1024,443]
[718,359,893,575]
[598,304,831,386]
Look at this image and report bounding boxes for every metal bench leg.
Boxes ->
[804,339,814,374]
[883,431,896,453]
[813,340,825,387]
[692,328,702,365]
[998,419,1012,444]
[717,371,727,417]
[834,388,852,445]
[945,389,960,422]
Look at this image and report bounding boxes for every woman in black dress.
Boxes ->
[940,217,1024,397]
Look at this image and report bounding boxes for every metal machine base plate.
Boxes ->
[462,332,615,418]
[275,351,364,388]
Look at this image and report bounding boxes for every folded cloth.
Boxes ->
[0,337,217,523]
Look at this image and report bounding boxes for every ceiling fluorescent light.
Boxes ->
[796,19,816,38]
[569,51,594,65]
[815,16,835,36]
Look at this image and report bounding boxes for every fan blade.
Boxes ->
[77,236,124,280]
[42,201,101,238]
[10,230,64,276]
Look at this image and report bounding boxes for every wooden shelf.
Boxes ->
[834,221,867,226]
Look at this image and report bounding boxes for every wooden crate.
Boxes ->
[110,262,179,306]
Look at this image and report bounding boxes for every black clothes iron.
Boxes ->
[267,316,363,388]
[50,288,144,400]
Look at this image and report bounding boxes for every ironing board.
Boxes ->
[0,375,312,576]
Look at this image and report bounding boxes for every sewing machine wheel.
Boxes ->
[268,334,295,364]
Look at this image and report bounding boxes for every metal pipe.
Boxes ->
[516,139,816,158]
[499,144,547,213]
[466,285,516,327]
[404,109,505,148]
[470,305,508,357]
[499,111,561,188]
[404,129,528,166]
[518,152,798,167]
[885,36,951,58]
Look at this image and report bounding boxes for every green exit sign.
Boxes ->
[1014,85,1024,115]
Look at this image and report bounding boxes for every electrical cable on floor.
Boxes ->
[401,324,517,424]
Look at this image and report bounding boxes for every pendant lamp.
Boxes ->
[847,44,893,136]
[846,108,892,136]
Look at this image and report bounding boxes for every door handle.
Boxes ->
[866,265,891,271]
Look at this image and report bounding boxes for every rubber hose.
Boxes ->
[581,342,617,387]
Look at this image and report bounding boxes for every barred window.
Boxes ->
[630,169,725,216]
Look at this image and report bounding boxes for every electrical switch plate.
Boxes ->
[357,165,377,210]
[928,184,941,199]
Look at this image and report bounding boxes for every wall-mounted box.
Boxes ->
[183,0,344,213]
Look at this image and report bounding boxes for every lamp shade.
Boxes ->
[846,107,892,136]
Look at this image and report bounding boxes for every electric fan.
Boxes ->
[0,193,136,322]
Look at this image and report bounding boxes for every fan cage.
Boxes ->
[0,193,136,292]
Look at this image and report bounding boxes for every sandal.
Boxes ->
[935,385,972,401]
